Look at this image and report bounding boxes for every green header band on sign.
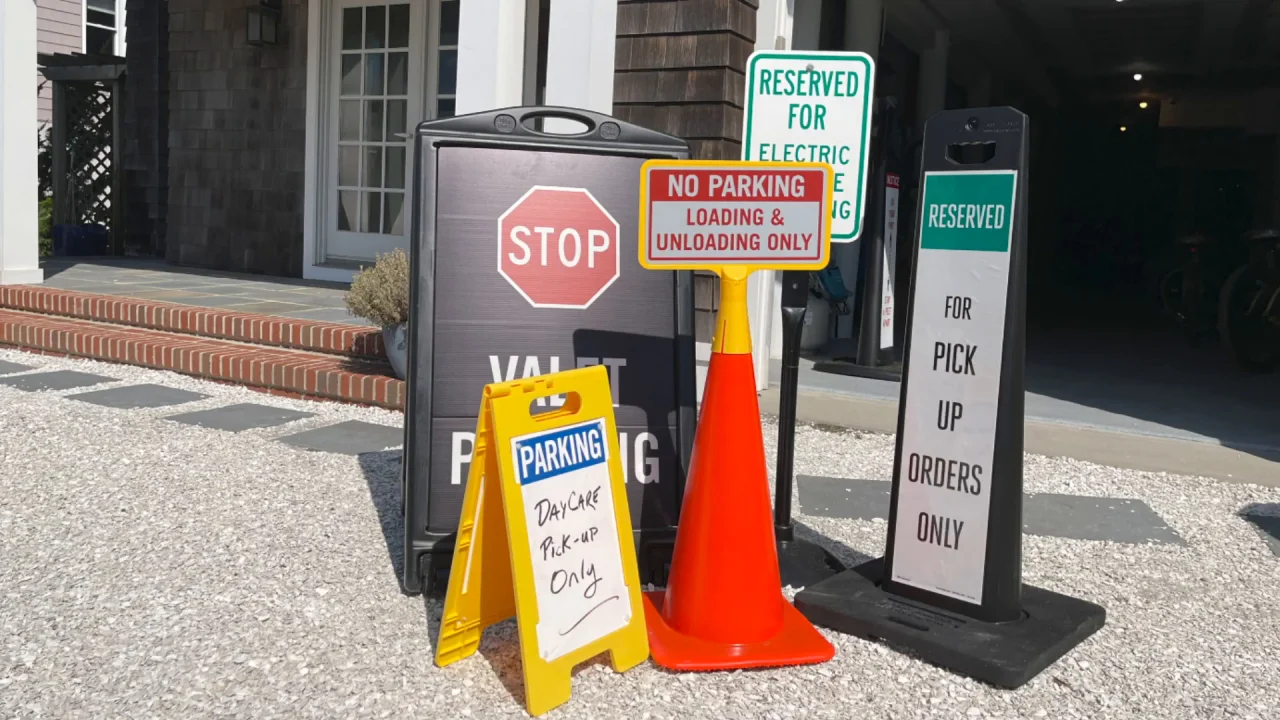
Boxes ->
[918,171,1017,253]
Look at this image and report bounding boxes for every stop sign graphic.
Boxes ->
[497,186,621,309]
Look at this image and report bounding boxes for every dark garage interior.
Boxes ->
[805,0,1280,459]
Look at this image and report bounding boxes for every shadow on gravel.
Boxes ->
[792,519,876,570]
[1239,503,1280,556]
[357,449,408,590]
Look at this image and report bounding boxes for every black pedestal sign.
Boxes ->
[794,107,1106,688]
[400,107,697,595]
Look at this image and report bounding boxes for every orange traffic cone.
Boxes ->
[642,269,836,671]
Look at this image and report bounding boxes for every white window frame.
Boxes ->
[303,0,439,281]
[82,0,127,56]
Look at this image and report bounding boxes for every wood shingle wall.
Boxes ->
[613,0,758,342]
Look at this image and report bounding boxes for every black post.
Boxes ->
[773,270,846,588]
[813,98,902,381]
[854,129,888,368]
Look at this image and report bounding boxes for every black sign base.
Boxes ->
[411,529,677,595]
[794,559,1106,689]
[777,538,845,590]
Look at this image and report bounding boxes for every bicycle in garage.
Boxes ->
[1158,232,1231,347]
[1218,228,1280,373]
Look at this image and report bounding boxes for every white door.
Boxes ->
[324,0,425,261]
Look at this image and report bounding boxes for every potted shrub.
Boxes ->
[344,248,411,380]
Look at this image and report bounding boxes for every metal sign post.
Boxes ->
[401,107,697,595]
[773,269,847,587]
[794,108,1106,689]
[741,49,875,588]
[813,97,907,380]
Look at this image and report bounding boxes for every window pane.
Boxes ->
[339,100,361,141]
[437,50,457,96]
[385,146,406,189]
[86,26,114,55]
[388,5,410,48]
[87,0,114,11]
[338,190,359,231]
[86,9,115,27]
[386,99,407,138]
[364,192,383,233]
[363,147,384,188]
[365,5,386,49]
[340,54,361,96]
[342,8,362,50]
[363,100,384,141]
[364,53,385,96]
[437,98,456,118]
[384,193,405,236]
[387,53,408,96]
[338,146,360,186]
[440,0,459,46]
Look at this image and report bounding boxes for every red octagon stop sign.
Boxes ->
[497,186,621,309]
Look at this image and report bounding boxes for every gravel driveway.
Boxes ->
[2,348,1278,719]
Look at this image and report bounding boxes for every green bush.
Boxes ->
[344,248,410,327]
[38,197,53,257]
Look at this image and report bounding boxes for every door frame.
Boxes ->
[303,0,440,281]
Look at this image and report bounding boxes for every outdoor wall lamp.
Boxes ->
[247,0,282,46]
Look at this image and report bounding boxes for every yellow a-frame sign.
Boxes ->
[434,364,649,716]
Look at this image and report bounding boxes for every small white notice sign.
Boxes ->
[512,418,632,661]
[890,169,1018,605]
[880,172,901,349]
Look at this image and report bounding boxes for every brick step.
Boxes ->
[0,286,384,360]
[0,308,404,410]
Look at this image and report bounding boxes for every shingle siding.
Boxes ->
[163,0,308,277]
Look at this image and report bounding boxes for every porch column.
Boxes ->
[916,29,950,133]
[830,0,883,338]
[454,0,528,115]
[752,0,798,386]
[0,0,44,285]
[543,0,617,132]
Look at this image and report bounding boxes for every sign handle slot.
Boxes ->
[525,390,584,423]
[946,142,997,166]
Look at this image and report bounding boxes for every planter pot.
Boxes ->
[382,323,408,380]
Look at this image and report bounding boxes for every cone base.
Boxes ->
[642,591,836,671]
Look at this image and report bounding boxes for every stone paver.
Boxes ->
[0,370,116,392]
[798,475,1186,546]
[165,403,314,432]
[68,383,209,410]
[276,420,403,456]
[0,359,33,375]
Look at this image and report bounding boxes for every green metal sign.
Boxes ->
[742,50,876,242]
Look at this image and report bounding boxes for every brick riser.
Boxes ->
[0,309,405,410]
[0,286,384,360]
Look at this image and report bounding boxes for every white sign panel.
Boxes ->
[741,51,876,242]
[890,169,1019,605]
[880,173,901,349]
[641,163,831,269]
[513,418,632,661]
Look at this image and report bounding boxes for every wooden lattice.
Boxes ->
[61,81,114,228]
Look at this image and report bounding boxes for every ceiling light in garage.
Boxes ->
[1133,73,1143,81]
[1139,101,1149,109]
[1120,126,1128,132]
